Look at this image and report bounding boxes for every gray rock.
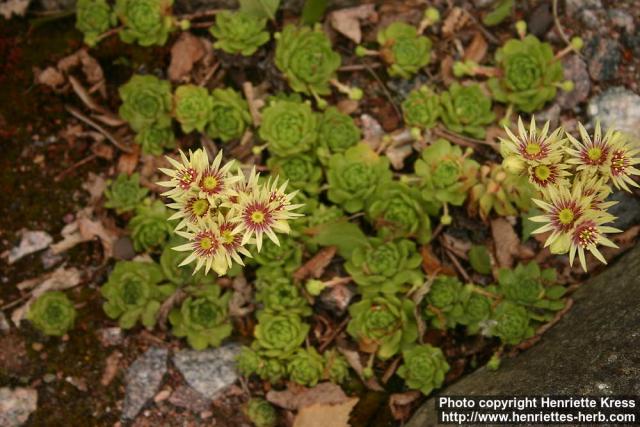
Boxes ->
[7,230,52,264]
[533,104,561,129]
[408,245,640,427]
[0,387,37,427]
[168,385,212,413]
[578,9,602,30]
[173,345,241,400]
[113,237,136,261]
[584,37,621,81]
[96,327,124,347]
[122,347,168,420]
[608,191,640,230]
[588,87,640,140]
[556,56,591,109]
[608,9,635,34]
[565,0,602,16]
[318,283,357,317]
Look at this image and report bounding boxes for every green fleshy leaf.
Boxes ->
[239,0,280,20]
[468,245,492,275]
[310,221,368,259]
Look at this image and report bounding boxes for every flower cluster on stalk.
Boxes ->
[158,149,303,275]
[501,117,639,270]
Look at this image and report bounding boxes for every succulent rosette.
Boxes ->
[267,154,323,195]
[173,85,214,133]
[115,0,175,47]
[397,344,449,395]
[324,349,350,384]
[274,24,341,96]
[129,200,174,252]
[256,277,311,317]
[27,291,77,336]
[252,235,302,273]
[287,347,325,387]
[347,294,418,360]
[327,143,392,213]
[209,10,270,56]
[236,346,261,376]
[207,88,252,142]
[245,398,277,427]
[169,284,232,350]
[469,163,536,221]
[440,83,495,138]
[101,261,174,329]
[317,107,361,163]
[458,286,493,334]
[498,262,545,306]
[104,173,149,214]
[135,125,175,155]
[259,99,318,157]
[402,86,441,130]
[377,22,432,78]
[414,139,479,211]
[118,74,172,132]
[366,181,432,243]
[75,0,116,47]
[345,237,424,295]
[488,35,564,113]
[253,311,310,358]
[256,358,287,382]
[491,301,535,345]
[424,275,466,330]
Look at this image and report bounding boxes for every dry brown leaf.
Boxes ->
[266,382,349,411]
[117,147,140,175]
[420,245,443,276]
[36,67,65,90]
[92,142,114,160]
[50,208,118,258]
[491,218,519,268]
[293,397,359,427]
[385,142,413,170]
[82,172,107,204]
[336,345,384,391]
[329,4,377,44]
[361,114,384,151]
[0,0,30,19]
[389,391,421,421]
[440,55,455,86]
[294,246,336,281]
[464,32,488,63]
[442,7,469,37]
[100,351,122,386]
[168,32,206,82]
[336,99,359,115]
[228,274,254,317]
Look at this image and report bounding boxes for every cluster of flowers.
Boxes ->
[158,149,302,276]
[501,117,639,271]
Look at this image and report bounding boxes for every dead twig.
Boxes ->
[434,126,500,151]
[318,317,349,352]
[65,105,133,153]
[177,9,222,21]
[443,248,472,283]
[242,81,263,126]
[54,153,98,182]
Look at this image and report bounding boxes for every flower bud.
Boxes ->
[424,7,440,23]
[549,234,570,255]
[570,36,584,51]
[178,19,191,30]
[502,155,525,175]
[348,87,364,101]
[305,279,327,296]
[440,214,453,225]
[515,20,527,38]
[355,45,369,57]
[560,80,575,92]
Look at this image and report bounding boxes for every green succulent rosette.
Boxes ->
[128,200,174,252]
[173,84,214,133]
[267,153,323,195]
[397,344,449,396]
[498,262,543,306]
[377,22,432,78]
[259,99,318,157]
[104,173,149,214]
[256,357,286,382]
[75,0,116,47]
[440,83,495,139]
[347,294,418,360]
[236,346,261,377]
[209,10,270,56]
[487,35,563,113]
[287,347,325,387]
[402,86,441,130]
[317,107,361,163]
[27,291,76,336]
[414,138,479,212]
[327,143,392,213]
[366,181,432,243]
[169,284,232,350]
[101,261,174,329]
[469,164,536,221]
[135,125,175,155]
[345,236,424,295]
[324,349,350,384]
[424,275,466,330]
[458,285,493,335]
[207,88,252,142]
[118,74,172,132]
[252,235,302,274]
[253,311,310,358]
[491,301,535,345]
[245,398,277,427]
[115,0,174,47]
[256,277,311,317]
[275,24,341,96]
